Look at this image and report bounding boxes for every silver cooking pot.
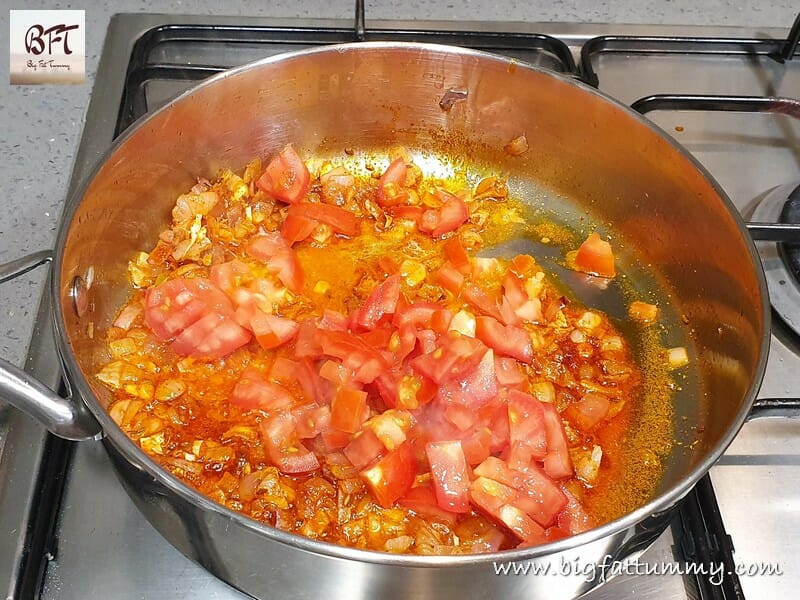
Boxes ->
[0,43,769,599]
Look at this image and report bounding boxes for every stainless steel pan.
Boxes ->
[0,43,769,599]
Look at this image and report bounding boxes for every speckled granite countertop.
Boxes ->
[0,0,796,367]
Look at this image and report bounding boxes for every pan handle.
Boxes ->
[747,398,800,421]
[0,250,102,441]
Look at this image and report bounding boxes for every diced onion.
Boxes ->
[667,347,689,370]
[530,381,555,403]
[629,301,659,324]
[449,310,476,337]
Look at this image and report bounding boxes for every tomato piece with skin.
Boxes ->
[507,390,548,462]
[470,477,546,543]
[145,277,234,340]
[574,232,616,278]
[376,157,409,207]
[344,428,385,470]
[171,311,251,359]
[209,259,251,294]
[438,349,498,409]
[426,441,471,513]
[294,319,323,358]
[288,203,359,238]
[398,484,458,527]
[558,489,594,535]
[474,456,567,527]
[541,403,574,479]
[295,358,331,404]
[475,316,533,363]
[354,275,402,331]
[249,312,299,350]
[419,190,469,238]
[360,442,417,507]
[435,262,465,295]
[231,368,294,411]
[293,403,331,439]
[281,213,318,244]
[443,237,471,275]
[256,144,310,204]
[245,233,305,293]
[269,356,298,382]
[411,332,487,385]
[462,283,503,321]
[387,205,424,227]
[460,426,492,466]
[330,388,369,433]
[494,356,527,387]
[259,412,320,474]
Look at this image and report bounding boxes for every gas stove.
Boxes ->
[2,8,800,600]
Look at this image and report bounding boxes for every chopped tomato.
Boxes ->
[231,368,294,411]
[354,275,402,330]
[426,441,471,513]
[574,232,616,278]
[171,311,251,359]
[565,393,611,431]
[443,237,471,275]
[438,349,497,409]
[411,332,486,384]
[318,360,355,386]
[330,388,368,433]
[507,390,547,463]
[494,356,527,387]
[399,484,458,527]
[293,403,331,439]
[435,262,465,295]
[558,489,594,534]
[419,190,469,237]
[460,426,492,466]
[393,302,437,329]
[470,477,545,543]
[541,403,574,479]
[344,428,385,470]
[319,309,349,331]
[497,504,547,544]
[249,313,299,350]
[473,456,567,527]
[256,144,310,204]
[360,442,417,507]
[462,283,502,320]
[387,205,424,227]
[210,259,251,294]
[145,277,235,340]
[288,203,358,237]
[295,358,329,404]
[246,233,305,293]
[475,316,532,363]
[376,157,409,207]
[260,412,320,474]
[281,213,318,244]
[269,356,298,382]
[294,319,323,358]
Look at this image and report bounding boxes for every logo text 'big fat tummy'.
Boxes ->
[10,10,85,84]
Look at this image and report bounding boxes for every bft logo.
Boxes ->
[25,23,80,56]
[10,10,85,84]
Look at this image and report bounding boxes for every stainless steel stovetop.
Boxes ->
[2,10,800,600]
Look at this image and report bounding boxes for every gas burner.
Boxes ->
[751,182,800,336]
